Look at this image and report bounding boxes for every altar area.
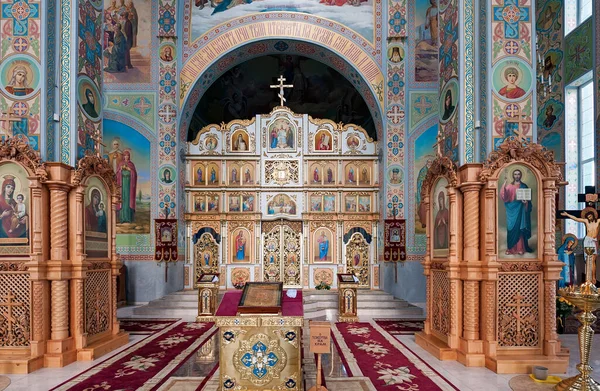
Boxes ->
[184,106,381,291]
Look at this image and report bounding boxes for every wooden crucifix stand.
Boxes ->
[308,321,330,391]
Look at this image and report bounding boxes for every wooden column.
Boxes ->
[45,163,76,368]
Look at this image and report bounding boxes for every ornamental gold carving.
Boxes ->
[421,156,458,200]
[194,233,220,280]
[264,161,299,185]
[345,233,370,287]
[233,332,287,386]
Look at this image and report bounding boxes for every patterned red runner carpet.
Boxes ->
[334,322,458,390]
[118,318,179,334]
[374,319,424,335]
[51,321,216,391]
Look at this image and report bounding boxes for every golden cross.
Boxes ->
[506,113,533,142]
[269,75,293,107]
[0,109,22,133]
[0,290,23,345]
[89,127,106,157]
[506,293,532,337]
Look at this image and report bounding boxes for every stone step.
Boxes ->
[303,299,410,310]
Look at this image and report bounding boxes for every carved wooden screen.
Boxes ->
[345,232,370,288]
[85,269,111,337]
[194,232,219,283]
[497,273,541,347]
[430,269,450,339]
[0,271,30,346]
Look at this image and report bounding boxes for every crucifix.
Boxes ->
[506,293,532,344]
[270,75,293,107]
[0,290,24,345]
[505,113,533,142]
[557,186,600,284]
[433,132,445,157]
[0,109,22,133]
[88,127,106,158]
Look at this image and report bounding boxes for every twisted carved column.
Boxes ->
[462,184,480,260]
[50,186,69,260]
[32,281,45,341]
[463,281,479,340]
[51,281,69,340]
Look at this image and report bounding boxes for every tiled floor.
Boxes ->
[4,323,600,390]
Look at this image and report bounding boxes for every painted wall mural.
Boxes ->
[437,0,458,162]
[564,17,593,86]
[413,0,439,82]
[103,119,151,234]
[187,0,376,45]
[412,122,437,235]
[103,0,152,84]
[490,0,534,149]
[535,0,563,161]
[0,0,42,151]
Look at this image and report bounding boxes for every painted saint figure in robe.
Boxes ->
[424,0,438,43]
[0,175,27,238]
[498,67,526,99]
[235,231,246,261]
[433,191,448,249]
[6,65,34,96]
[500,169,533,255]
[317,231,329,261]
[196,166,203,184]
[116,150,138,224]
[557,235,577,288]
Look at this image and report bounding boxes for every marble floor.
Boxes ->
[4,315,600,390]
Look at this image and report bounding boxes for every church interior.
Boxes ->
[0,0,599,390]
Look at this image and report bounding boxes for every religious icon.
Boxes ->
[107,137,124,173]
[242,195,254,212]
[560,208,599,256]
[358,196,371,212]
[116,149,138,224]
[229,196,240,212]
[353,252,361,266]
[4,60,36,97]
[207,195,219,212]
[84,176,108,257]
[207,164,219,184]
[325,165,335,184]
[231,229,249,263]
[231,130,249,152]
[160,227,172,243]
[315,129,332,151]
[388,166,402,185]
[323,195,335,212]
[310,196,322,212]
[360,167,370,184]
[194,164,204,185]
[230,166,239,184]
[243,165,253,184]
[543,104,557,128]
[498,66,526,99]
[345,195,357,212]
[432,178,449,254]
[160,167,173,184]
[160,45,174,62]
[268,118,295,150]
[314,230,331,262]
[0,164,30,245]
[439,79,458,123]
[390,228,401,243]
[202,251,211,267]
[194,195,205,212]
[498,164,537,258]
[267,194,296,215]
[79,84,100,119]
[346,135,360,150]
[312,167,320,184]
[346,166,356,184]
[204,135,218,151]
[388,46,404,63]
[557,234,578,288]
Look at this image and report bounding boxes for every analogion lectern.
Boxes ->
[337,273,359,322]
[215,282,303,391]
[196,273,219,322]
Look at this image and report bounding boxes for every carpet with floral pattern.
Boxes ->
[374,319,424,335]
[51,321,216,391]
[333,321,458,390]
[118,318,180,334]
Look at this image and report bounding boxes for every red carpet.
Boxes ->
[51,321,216,391]
[118,318,179,334]
[375,319,424,335]
[334,322,458,390]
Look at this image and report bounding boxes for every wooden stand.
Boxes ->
[337,273,358,322]
[308,321,330,391]
[196,273,219,322]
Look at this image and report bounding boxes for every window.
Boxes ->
[565,79,596,237]
[565,0,592,35]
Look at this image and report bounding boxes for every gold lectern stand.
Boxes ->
[556,248,600,391]
[196,273,220,322]
[337,273,359,322]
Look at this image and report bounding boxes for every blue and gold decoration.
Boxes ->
[233,333,287,386]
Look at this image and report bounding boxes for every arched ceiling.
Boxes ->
[187,53,375,142]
